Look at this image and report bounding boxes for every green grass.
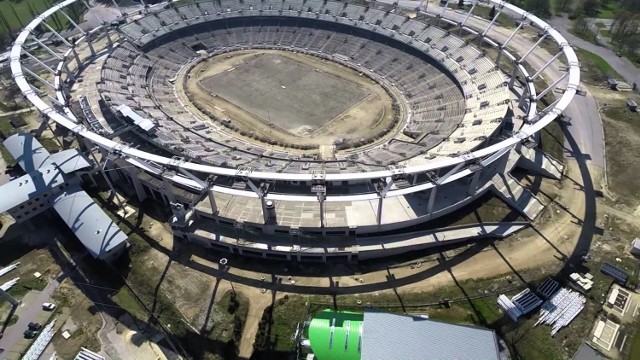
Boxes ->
[88,192,251,359]
[540,116,565,161]
[0,0,89,43]
[472,6,514,28]
[575,47,623,85]
[39,137,61,153]
[253,295,309,357]
[7,277,47,298]
[111,287,148,320]
[601,104,640,201]
[629,328,640,360]
[597,3,617,19]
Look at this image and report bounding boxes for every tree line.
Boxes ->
[572,0,640,62]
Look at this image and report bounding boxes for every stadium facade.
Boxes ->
[9,0,580,262]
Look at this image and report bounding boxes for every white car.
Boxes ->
[42,303,56,311]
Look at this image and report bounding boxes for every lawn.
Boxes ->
[86,191,252,359]
[629,329,640,360]
[472,5,514,28]
[7,276,47,298]
[540,118,565,161]
[0,0,85,44]
[575,48,623,85]
[601,103,640,202]
[597,3,617,19]
[0,0,65,35]
[252,295,309,358]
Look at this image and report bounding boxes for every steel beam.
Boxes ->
[481,5,502,37]
[31,37,62,60]
[535,72,568,101]
[22,67,55,90]
[520,34,547,63]
[110,0,125,17]
[22,50,55,74]
[41,22,71,47]
[530,50,563,80]
[59,10,85,35]
[459,1,478,34]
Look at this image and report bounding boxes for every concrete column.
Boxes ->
[124,165,147,202]
[105,31,113,47]
[508,65,519,89]
[376,196,383,225]
[427,186,438,215]
[161,174,177,204]
[261,197,270,224]
[85,36,96,56]
[467,170,482,196]
[208,189,218,215]
[71,48,82,69]
[318,193,325,228]
[518,85,530,108]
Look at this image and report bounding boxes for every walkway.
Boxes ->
[548,16,640,87]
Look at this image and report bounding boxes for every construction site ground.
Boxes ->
[180,49,397,153]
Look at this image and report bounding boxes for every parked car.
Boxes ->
[27,322,42,331]
[42,303,56,311]
[23,330,37,339]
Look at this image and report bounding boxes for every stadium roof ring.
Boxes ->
[10,0,580,205]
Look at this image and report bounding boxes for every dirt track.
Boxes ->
[180,50,396,153]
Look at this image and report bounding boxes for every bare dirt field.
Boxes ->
[182,50,398,152]
[200,53,368,134]
[592,88,640,203]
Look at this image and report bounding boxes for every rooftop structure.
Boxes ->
[571,343,607,360]
[303,309,501,360]
[1,133,128,261]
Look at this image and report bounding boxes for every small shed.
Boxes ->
[9,115,26,128]
[627,100,638,112]
[630,238,640,256]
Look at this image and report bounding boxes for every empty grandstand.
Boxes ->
[9,0,580,262]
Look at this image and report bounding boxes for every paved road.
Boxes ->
[0,274,62,357]
[379,0,605,167]
[548,16,640,87]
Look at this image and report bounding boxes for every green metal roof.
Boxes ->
[308,310,363,360]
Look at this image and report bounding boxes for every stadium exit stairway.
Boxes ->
[516,146,565,180]
[491,173,546,221]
